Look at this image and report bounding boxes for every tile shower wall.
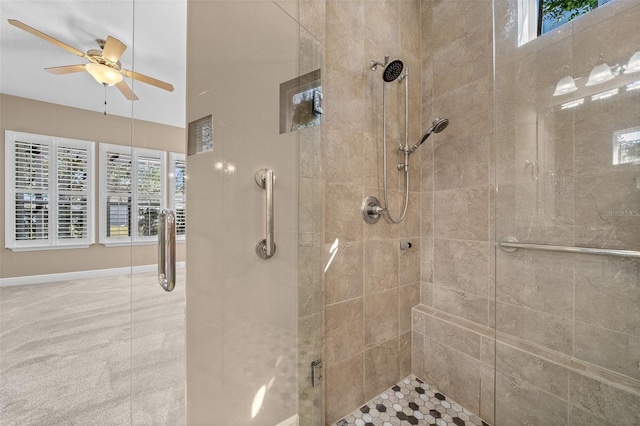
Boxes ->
[322,0,422,423]
[414,1,640,426]
[414,0,495,423]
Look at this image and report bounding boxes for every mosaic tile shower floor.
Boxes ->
[335,375,490,426]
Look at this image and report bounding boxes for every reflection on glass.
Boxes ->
[613,127,640,165]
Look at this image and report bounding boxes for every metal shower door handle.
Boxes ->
[255,168,276,259]
[158,209,176,292]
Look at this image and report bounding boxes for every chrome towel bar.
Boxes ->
[499,236,640,259]
[255,168,276,259]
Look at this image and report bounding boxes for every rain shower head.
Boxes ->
[409,117,449,154]
[382,59,404,82]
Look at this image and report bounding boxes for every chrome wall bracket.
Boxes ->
[361,196,383,224]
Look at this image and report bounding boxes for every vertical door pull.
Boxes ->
[158,209,176,291]
[255,168,276,259]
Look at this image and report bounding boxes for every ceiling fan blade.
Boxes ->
[122,69,174,92]
[8,19,85,58]
[102,36,127,63]
[45,64,86,75]
[116,80,139,101]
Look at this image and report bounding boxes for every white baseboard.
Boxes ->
[0,262,185,287]
[274,414,298,426]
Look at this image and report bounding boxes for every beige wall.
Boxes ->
[322,0,422,423]
[0,94,186,278]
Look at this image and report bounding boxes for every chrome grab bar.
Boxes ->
[158,209,176,291]
[499,236,640,259]
[255,168,276,259]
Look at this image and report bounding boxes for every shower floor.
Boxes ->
[335,375,490,426]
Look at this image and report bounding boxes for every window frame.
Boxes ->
[169,152,186,242]
[5,130,95,252]
[99,143,167,247]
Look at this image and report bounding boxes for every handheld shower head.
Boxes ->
[408,117,449,154]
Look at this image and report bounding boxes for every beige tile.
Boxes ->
[496,250,574,319]
[494,369,568,426]
[574,322,640,381]
[325,354,365,425]
[299,176,324,234]
[420,237,434,283]
[568,405,614,426]
[299,0,326,45]
[574,171,640,250]
[496,302,572,354]
[432,285,489,326]
[363,0,399,52]
[398,331,412,378]
[398,283,420,334]
[325,298,364,367]
[495,341,569,399]
[434,186,489,241]
[324,241,364,305]
[323,124,365,185]
[434,132,489,191]
[298,245,324,317]
[398,238,420,286]
[421,336,482,415]
[325,183,363,243]
[399,0,421,59]
[575,257,640,337]
[423,313,482,360]
[420,191,434,239]
[398,191,421,238]
[430,0,491,49]
[364,289,399,348]
[434,239,490,297]
[364,337,400,400]
[569,371,640,426]
[363,239,398,295]
[411,331,425,378]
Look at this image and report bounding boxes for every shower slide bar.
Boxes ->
[499,236,640,259]
[255,168,276,259]
[158,209,177,292]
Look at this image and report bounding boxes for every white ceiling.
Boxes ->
[0,0,186,128]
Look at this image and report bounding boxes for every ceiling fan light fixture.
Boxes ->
[86,63,123,86]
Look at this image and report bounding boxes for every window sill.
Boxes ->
[7,244,92,252]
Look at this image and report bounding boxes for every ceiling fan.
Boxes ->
[8,19,174,101]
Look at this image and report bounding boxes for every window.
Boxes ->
[613,127,640,165]
[169,153,186,240]
[519,0,614,46]
[5,130,94,251]
[99,144,166,246]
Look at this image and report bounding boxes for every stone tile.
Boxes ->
[325,354,365,425]
[495,369,568,426]
[397,191,421,239]
[324,241,364,305]
[495,341,569,399]
[398,331,412,378]
[495,302,572,355]
[398,238,420,286]
[398,283,420,334]
[496,249,574,319]
[363,239,398,295]
[364,289,398,348]
[574,171,640,250]
[574,322,640,381]
[569,371,640,426]
[411,331,425,378]
[323,124,365,185]
[423,313,482,360]
[299,245,324,317]
[575,256,640,337]
[325,298,364,367]
[364,337,400,400]
[432,285,489,326]
[434,186,489,241]
[420,191,434,239]
[434,239,490,297]
[434,132,489,191]
[325,183,363,243]
[568,404,614,426]
[420,237,434,284]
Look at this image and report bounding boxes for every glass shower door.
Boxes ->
[494,0,640,424]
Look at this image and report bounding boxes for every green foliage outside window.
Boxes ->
[542,0,599,23]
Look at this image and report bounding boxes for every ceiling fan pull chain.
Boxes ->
[104,83,107,115]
